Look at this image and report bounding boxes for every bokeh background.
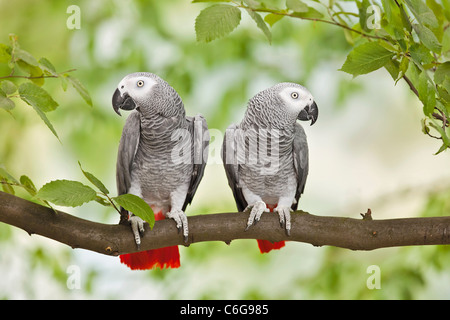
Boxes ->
[1,0,450,299]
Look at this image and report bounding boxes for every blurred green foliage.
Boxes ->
[194,0,450,153]
[0,0,449,299]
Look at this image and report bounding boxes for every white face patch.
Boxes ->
[278,86,314,114]
[118,76,158,102]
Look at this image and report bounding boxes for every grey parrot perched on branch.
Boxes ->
[112,72,209,270]
[221,82,318,253]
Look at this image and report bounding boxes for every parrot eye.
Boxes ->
[291,92,299,99]
[137,80,144,87]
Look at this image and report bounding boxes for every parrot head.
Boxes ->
[276,83,318,126]
[112,72,183,117]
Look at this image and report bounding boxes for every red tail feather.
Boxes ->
[256,204,285,254]
[120,211,180,270]
[257,239,286,253]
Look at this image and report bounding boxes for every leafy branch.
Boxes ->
[193,0,450,154]
[0,34,92,140]
[0,163,155,229]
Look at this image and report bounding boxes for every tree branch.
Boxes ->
[0,191,449,256]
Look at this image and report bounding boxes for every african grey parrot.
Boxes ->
[221,82,318,253]
[112,72,209,270]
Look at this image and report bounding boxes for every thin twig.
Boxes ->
[240,5,388,41]
[402,75,419,98]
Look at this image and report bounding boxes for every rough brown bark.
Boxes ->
[0,191,449,256]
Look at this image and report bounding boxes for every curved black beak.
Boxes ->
[298,101,318,126]
[112,88,136,116]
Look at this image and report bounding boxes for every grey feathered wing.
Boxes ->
[291,123,309,211]
[116,111,140,195]
[116,111,140,223]
[182,114,209,211]
[221,124,248,212]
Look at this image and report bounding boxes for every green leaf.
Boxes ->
[246,9,272,43]
[443,0,450,21]
[357,0,371,32]
[36,180,97,207]
[243,0,262,9]
[421,118,430,135]
[0,80,17,95]
[60,75,68,92]
[113,194,155,228]
[434,62,450,84]
[195,4,242,42]
[13,48,39,66]
[78,161,109,195]
[384,56,408,83]
[427,0,444,26]
[1,181,15,195]
[412,23,442,53]
[417,69,436,116]
[441,78,450,94]
[405,0,439,29]
[0,165,19,184]
[434,142,448,155]
[16,60,45,86]
[26,99,59,139]
[286,0,308,13]
[291,7,323,19]
[0,90,15,111]
[381,0,406,38]
[39,57,58,77]
[399,3,413,33]
[19,82,58,112]
[95,196,112,207]
[409,43,434,65]
[398,56,409,80]
[18,83,59,139]
[0,44,12,63]
[66,75,93,107]
[20,175,37,196]
[429,118,450,147]
[384,59,400,81]
[264,13,284,27]
[437,82,450,104]
[442,28,450,53]
[339,41,395,77]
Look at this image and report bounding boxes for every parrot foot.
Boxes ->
[275,206,292,236]
[244,200,269,231]
[167,209,189,243]
[129,215,145,249]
